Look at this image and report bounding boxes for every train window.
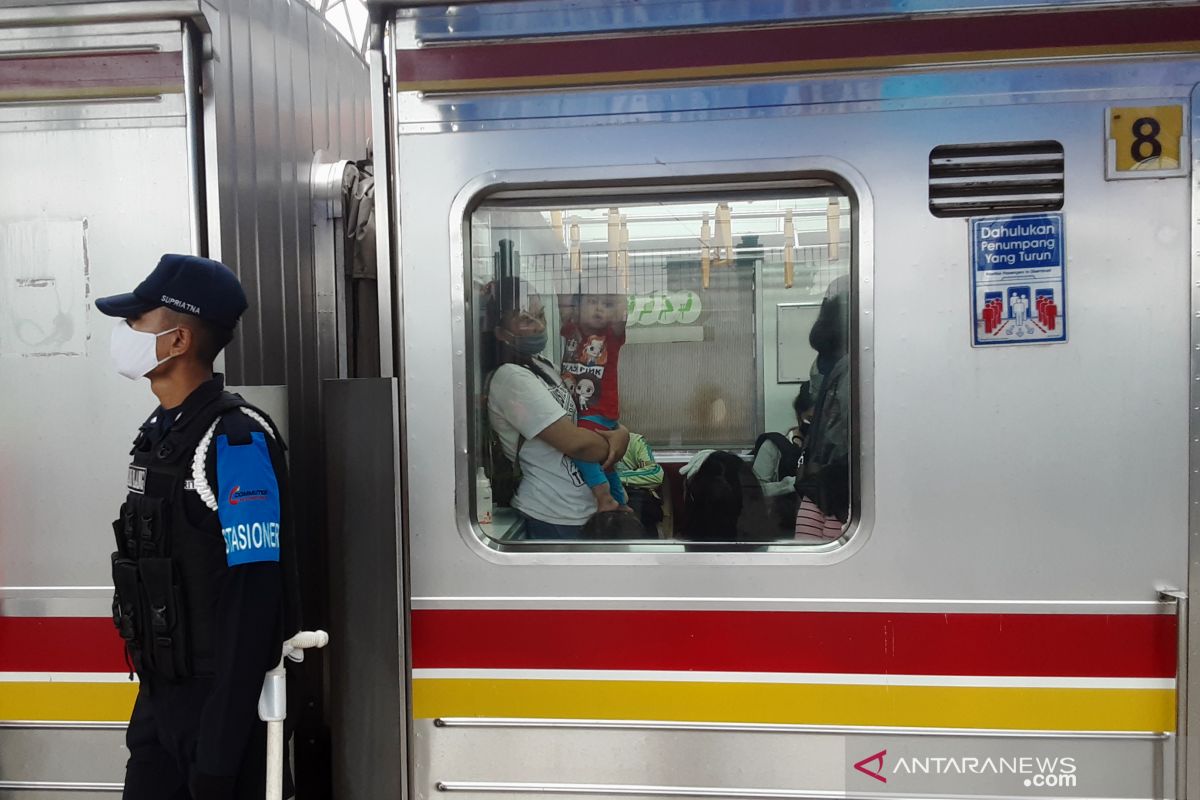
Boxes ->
[469,185,852,549]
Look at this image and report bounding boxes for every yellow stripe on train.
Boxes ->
[412,678,1175,732]
[0,682,137,722]
[1,678,1174,730]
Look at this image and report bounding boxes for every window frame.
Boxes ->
[448,158,875,566]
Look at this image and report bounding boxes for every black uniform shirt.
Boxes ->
[138,374,287,780]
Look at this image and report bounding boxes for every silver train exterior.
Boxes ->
[336,1,1200,799]
[0,1,369,797]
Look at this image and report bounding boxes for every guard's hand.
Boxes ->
[599,425,631,471]
[189,770,237,800]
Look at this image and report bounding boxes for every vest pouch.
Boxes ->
[133,497,168,559]
[137,557,191,679]
[112,503,138,558]
[110,553,143,667]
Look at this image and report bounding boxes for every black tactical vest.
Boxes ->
[111,389,279,680]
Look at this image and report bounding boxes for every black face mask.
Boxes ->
[507,330,547,356]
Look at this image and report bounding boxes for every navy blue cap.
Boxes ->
[95,254,248,329]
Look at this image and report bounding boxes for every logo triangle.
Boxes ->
[854,749,887,783]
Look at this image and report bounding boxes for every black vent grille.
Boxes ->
[929,141,1064,218]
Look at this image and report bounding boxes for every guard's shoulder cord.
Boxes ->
[191,407,278,511]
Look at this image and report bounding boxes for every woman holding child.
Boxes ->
[484,277,630,538]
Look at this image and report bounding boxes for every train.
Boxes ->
[6,0,1200,799]
[0,0,370,796]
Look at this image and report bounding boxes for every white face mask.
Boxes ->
[110,320,179,381]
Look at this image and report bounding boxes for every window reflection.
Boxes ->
[470,189,852,548]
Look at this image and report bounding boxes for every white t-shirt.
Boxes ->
[487,358,596,526]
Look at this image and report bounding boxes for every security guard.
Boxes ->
[96,254,301,800]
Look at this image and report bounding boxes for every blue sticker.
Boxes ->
[216,432,281,566]
[969,213,1067,347]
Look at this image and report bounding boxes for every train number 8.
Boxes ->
[1130,117,1163,163]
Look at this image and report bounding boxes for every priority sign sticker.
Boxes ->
[970,213,1066,347]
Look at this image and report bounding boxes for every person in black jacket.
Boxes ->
[794,278,851,537]
[97,254,300,800]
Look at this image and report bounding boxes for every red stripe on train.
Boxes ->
[411,610,1176,678]
[0,617,126,673]
[0,51,183,92]
[394,6,1200,85]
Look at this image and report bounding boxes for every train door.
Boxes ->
[0,18,198,796]
[367,5,1200,800]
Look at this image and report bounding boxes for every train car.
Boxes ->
[0,1,371,796]
[332,0,1200,798]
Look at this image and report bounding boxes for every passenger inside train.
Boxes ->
[482,273,631,539]
[789,381,814,448]
[557,286,630,513]
[615,431,665,536]
[472,189,852,549]
[793,277,852,541]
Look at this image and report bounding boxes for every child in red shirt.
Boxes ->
[560,292,628,512]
